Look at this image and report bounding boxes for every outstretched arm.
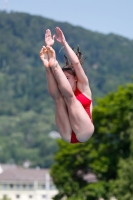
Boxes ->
[54,27,88,84]
[45,29,55,46]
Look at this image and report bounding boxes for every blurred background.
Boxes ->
[0,0,133,200]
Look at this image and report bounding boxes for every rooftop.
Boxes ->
[0,164,51,182]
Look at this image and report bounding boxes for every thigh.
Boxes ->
[54,97,72,143]
[64,96,94,142]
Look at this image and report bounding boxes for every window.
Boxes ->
[23,184,26,189]
[16,184,20,189]
[10,184,14,188]
[41,184,45,189]
[2,184,7,189]
[42,195,47,198]
[29,184,33,189]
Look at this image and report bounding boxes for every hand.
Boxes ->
[45,29,54,46]
[39,46,49,68]
[54,27,66,46]
[46,46,58,67]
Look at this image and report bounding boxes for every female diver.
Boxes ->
[39,27,94,143]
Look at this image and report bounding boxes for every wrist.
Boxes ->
[62,41,67,47]
[46,44,52,47]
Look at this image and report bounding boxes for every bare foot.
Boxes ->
[39,46,49,68]
[46,46,58,68]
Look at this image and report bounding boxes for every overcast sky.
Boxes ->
[0,0,133,40]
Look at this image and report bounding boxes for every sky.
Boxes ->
[0,0,133,40]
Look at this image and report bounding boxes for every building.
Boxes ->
[0,164,58,200]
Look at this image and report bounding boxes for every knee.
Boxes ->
[60,128,72,143]
[76,125,94,142]
[62,135,71,143]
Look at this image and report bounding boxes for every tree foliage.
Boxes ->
[51,83,133,200]
[0,195,11,200]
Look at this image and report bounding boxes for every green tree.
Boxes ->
[109,158,133,200]
[0,195,11,200]
[50,83,133,200]
[109,120,133,200]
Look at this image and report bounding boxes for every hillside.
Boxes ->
[0,11,133,167]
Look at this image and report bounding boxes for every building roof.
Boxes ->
[0,164,51,182]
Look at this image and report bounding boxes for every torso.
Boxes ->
[74,87,92,120]
[76,82,92,100]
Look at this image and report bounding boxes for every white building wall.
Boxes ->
[0,189,58,200]
[0,181,58,200]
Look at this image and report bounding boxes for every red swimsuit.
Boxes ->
[70,88,92,144]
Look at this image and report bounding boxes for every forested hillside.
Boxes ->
[0,11,133,167]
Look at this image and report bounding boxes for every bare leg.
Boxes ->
[47,47,94,142]
[54,97,72,143]
[40,46,72,142]
[64,98,94,142]
[46,67,60,100]
[45,67,72,142]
